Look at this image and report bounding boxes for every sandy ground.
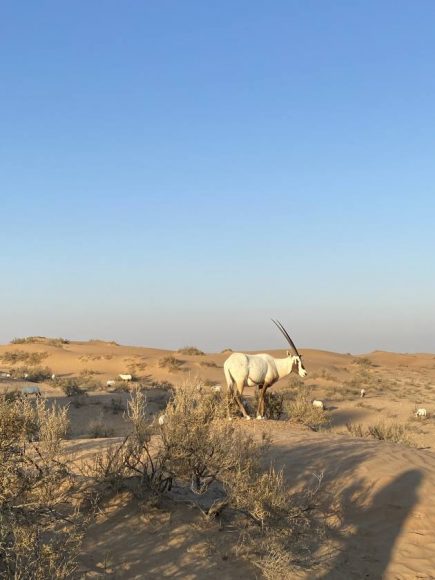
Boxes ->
[2,338,435,578]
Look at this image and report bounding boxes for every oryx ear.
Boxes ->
[286,350,291,357]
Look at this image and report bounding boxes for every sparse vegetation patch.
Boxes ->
[285,388,330,431]
[346,421,416,447]
[159,355,185,372]
[177,346,205,355]
[0,350,49,365]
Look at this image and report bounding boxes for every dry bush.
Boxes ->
[9,366,53,382]
[346,421,416,447]
[310,368,337,382]
[147,379,174,390]
[88,419,115,439]
[0,395,85,578]
[229,467,325,575]
[367,422,416,446]
[78,369,104,390]
[345,422,366,438]
[0,350,49,366]
[255,390,284,420]
[202,378,220,387]
[159,383,256,493]
[53,377,87,397]
[199,360,220,368]
[287,375,305,389]
[84,381,326,576]
[285,388,330,431]
[158,355,184,372]
[177,346,205,356]
[353,357,375,367]
[10,336,69,347]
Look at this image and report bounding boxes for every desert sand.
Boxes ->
[2,338,435,579]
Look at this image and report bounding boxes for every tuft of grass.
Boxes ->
[199,360,220,368]
[159,355,185,372]
[353,357,375,367]
[346,421,416,447]
[285,388,330,431]
[177,346,205,356]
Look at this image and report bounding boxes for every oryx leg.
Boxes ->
[256,385,266,419]
[233,386,250,419]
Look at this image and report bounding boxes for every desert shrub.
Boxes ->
[52,377,87,397]
[346,421,416,447]
[345,422,366,438]
[9,366,53,382]
[287,375,305,389]
[254,390,284,420]
[78,370,103,390]
[1,389,20,403]
[310,368,337,382]
[0,350,49,366]
[84,382,325,574]
[199,360,220,368]
[285,388,329,431]
[177,346,205,356]
[203,378,220,387]
[159,355,184,372]
[0,396,85,578]
[367,422,415,446]
[147,379,174,390]
[88,339,119,346]
[88,419,114,439]
[159,384,254,493]
[353,357,375,367]
[109,397,125,414]
[10,336,69,347]
[65,383,87,397]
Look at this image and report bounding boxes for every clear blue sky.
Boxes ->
[1,1,434,353]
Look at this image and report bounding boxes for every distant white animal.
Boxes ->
[312,400,325,410]
[416,408,427,418]
[51,374,56,380]
[21,386,41,397]
[106,380,116,387]
[119,374,132,381]
[360,389,366,398]
[224,320,307,419]
[158,414,166,426]
[24,373,29,379]
[211,384,222,393]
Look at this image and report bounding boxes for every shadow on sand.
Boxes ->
[269,436,423,579]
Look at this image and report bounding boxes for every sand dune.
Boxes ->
[2,338,435,578]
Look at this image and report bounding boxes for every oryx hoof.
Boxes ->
[256,415,265,420]
[244,416,251,421]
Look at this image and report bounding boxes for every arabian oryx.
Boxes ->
[224,320,307,419]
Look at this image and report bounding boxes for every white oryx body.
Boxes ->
[224,321,307,420]
[224,352,306,419]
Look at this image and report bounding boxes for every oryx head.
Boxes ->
[272,319,307,378]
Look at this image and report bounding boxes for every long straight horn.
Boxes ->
[271,319,301,357]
